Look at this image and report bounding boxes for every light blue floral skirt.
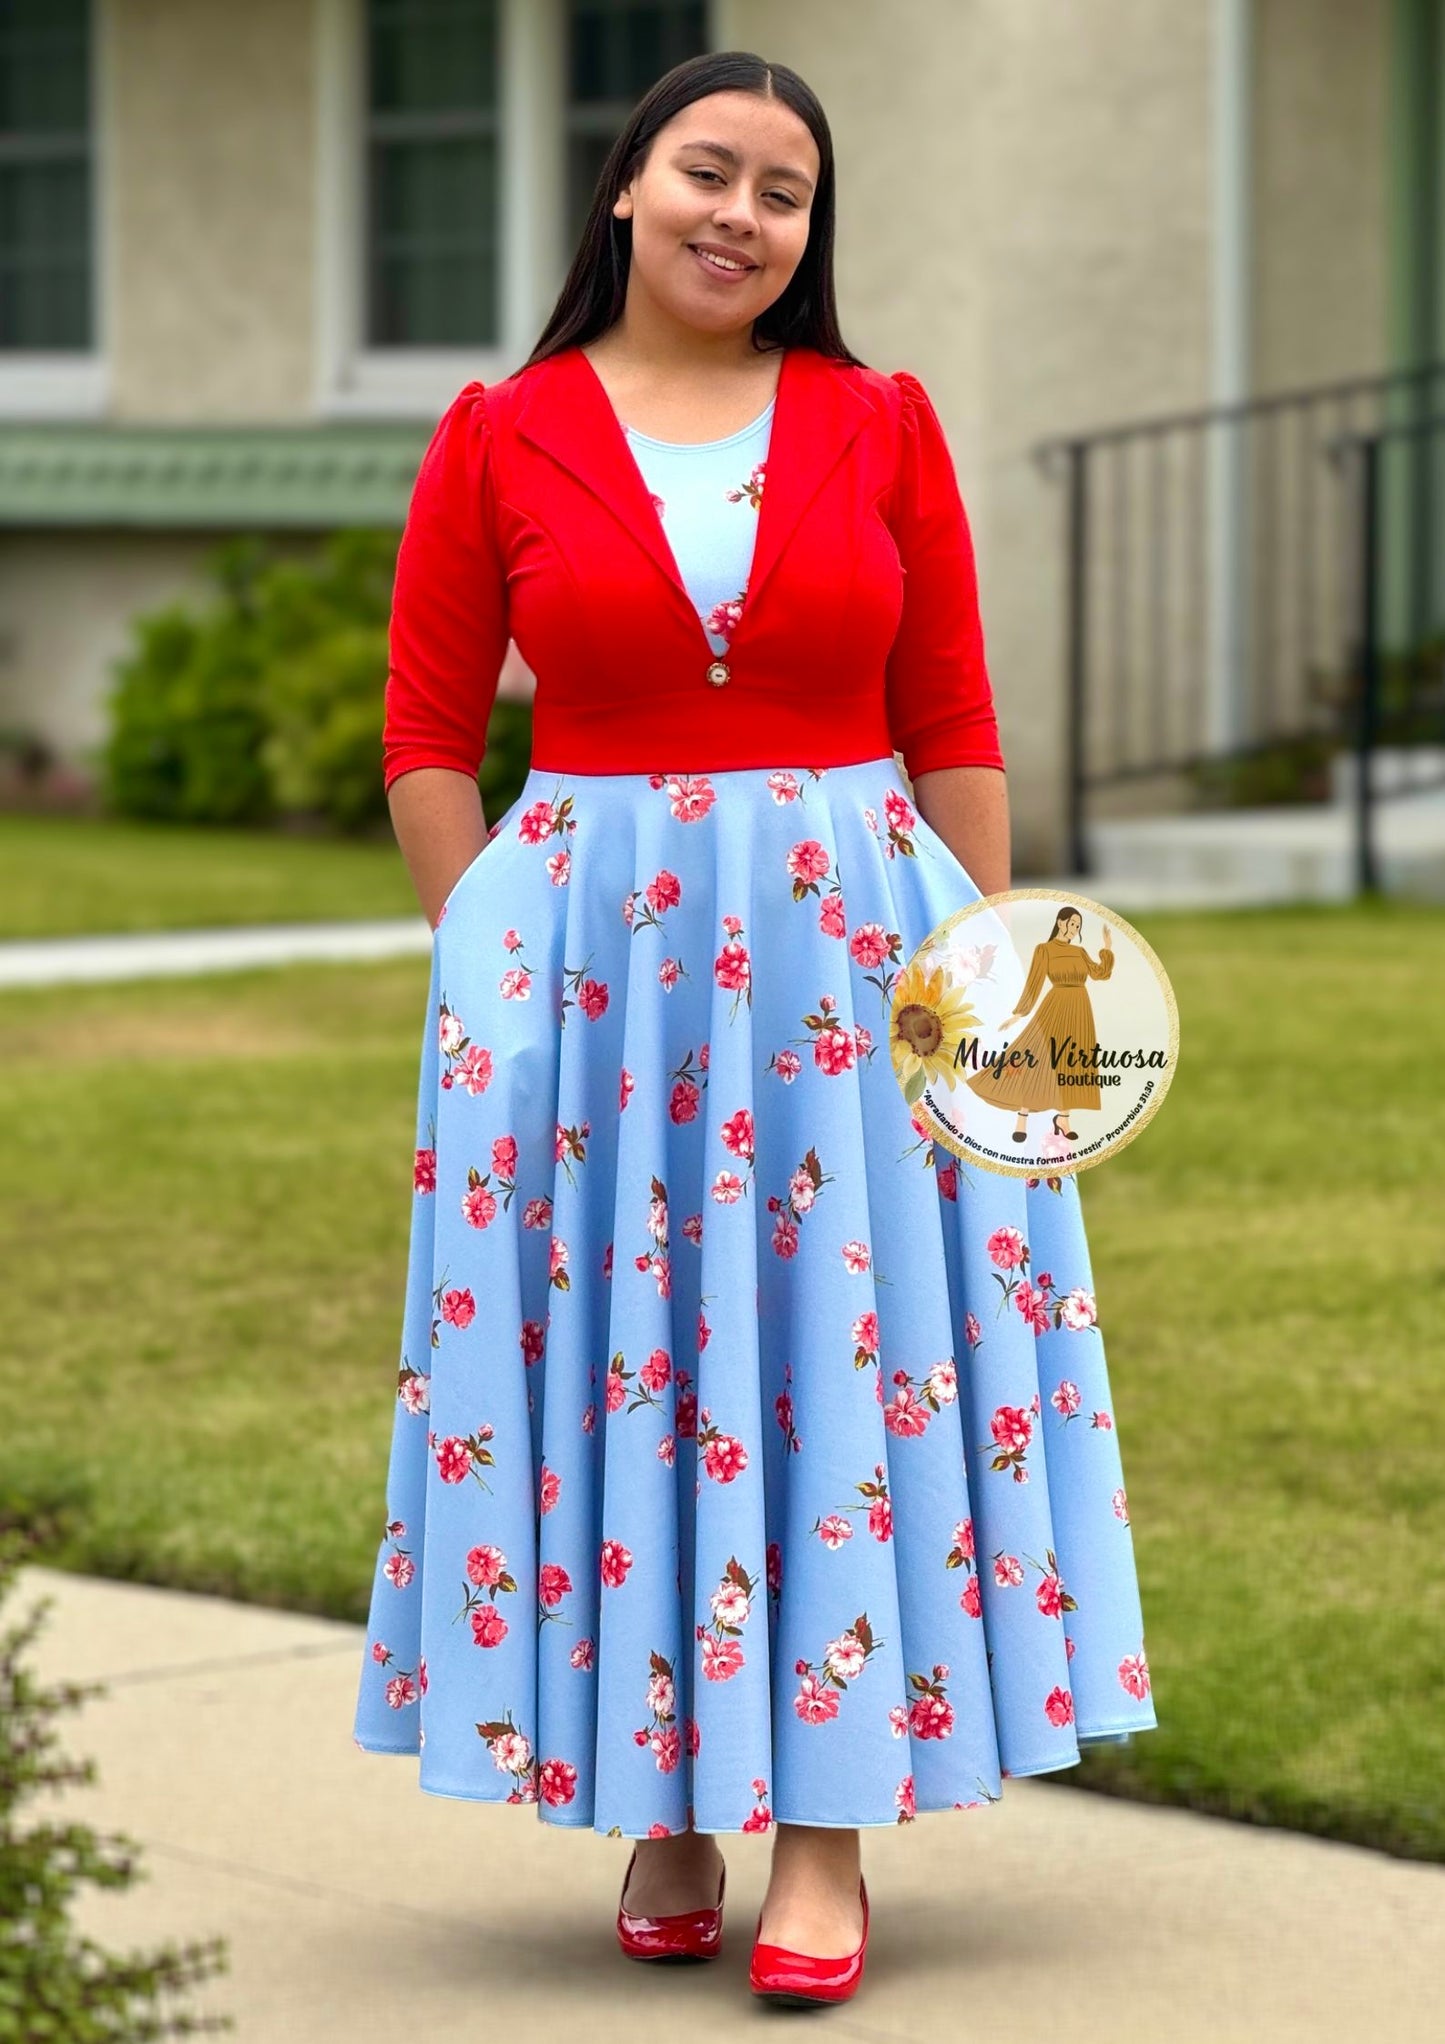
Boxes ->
[353,755,1158,1835]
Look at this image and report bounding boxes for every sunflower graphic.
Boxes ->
[889,956,979,1105]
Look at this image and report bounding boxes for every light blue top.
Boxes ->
[623,400,774,655]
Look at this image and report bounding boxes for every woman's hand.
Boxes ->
[386,766,491,930]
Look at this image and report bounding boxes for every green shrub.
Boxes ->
[0,1529,230,2040]
[101,527,535,836]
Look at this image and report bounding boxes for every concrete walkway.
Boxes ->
[0,874,1276,993]
[0,916,433,988]
[16,1564,1443,2043]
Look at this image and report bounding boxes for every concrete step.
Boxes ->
[1081,790,1445,904]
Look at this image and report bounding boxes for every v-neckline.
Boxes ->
[570,343,789,669]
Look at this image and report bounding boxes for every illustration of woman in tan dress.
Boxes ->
[965,905,1114,1144]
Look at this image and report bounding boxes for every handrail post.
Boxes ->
[1066,440,1089,874]
[1355,436,1381,896]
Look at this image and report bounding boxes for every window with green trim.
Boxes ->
[0,0,92,352]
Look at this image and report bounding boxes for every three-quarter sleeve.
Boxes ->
[381,380,510,793]
[883,370,1006,783]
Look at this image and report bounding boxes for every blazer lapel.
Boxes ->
[513,342,876,642]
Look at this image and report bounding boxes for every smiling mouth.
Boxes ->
[688,245,758,274]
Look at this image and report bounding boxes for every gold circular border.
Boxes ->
[898,886,1181,1181]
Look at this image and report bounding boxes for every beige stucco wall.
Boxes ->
[1252,0,1389,388]
[108,0,318,419]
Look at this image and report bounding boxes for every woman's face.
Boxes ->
[612,90,819,337]
[1058,914,1082,943]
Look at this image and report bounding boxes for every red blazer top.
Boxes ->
[381,341,1006,791]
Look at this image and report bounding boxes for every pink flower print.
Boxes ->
[649,490,666,516]
[851,1310,880,1369]
[549,1235,571,1292]
[1052,1378,1084,1421]
[725,459,766,509]
[819,891,847,939]
[538,1562,572,1610]
[455,1043,492,1094]
[949,1517,976,1564]
[848,922,895,970]
[561,964,609,1023]
[698,1412,749,1484]
[1119,1649,1152,1701]
[926,1357,958,1406]
[882,1380,931,1437]
[620,1066,635,1110]
[702,1636,744,1681]
[964,1310,983,1349]
[1014,1280,1052,1334]
[742,1778,774,1832]
[570,1639,595,1670]
[1034,1553,1076,1619]
[521,1319,546,1365]
[774,1370,802,1454]
[660,772,717,824]
[937,1158,958,1201]
[385,1674,418,1710]
[988,1226,1027,1271]
[600,1538,634,1588]
[413,1146,437,1193]
[461,1167,498,1230]
[538,1758,579,1806]
[772,1212,799,1260]
[907,1666,956,1741]
[396,1359,430,1414]
[817,1514,852,1548]
[371,1640,389,1664]
[522,1197,551,1231]
[704,588,746,640]
[440,1287,476,1330]
[668,1057,704,1126]
[982,1403,1035,1482]
[994,1553,1025,1588]
[493,1132,518,1179]
[466,1543,506,1588]
[639,1348,672,1394]
[813,1019,856,1077]
[766,769,801,803]
[539,1463,561,1514]
[459,1543,516,1649]
[434,1424,496,1491]
[675,1372,698,1439]
[383,1549,415,1590]
[1044,1687,1076,1729]
[657,1433,676,1465]
[719,1106,755,1164]
[868,1491,893,1542]
[766,1541,783,1598]
[630,867,683,935]
[787,838,831,893]
[500,965,532,1001]
[713,924,752,1012]
[1113,1484,1130,1523]
[710,1170,745,1204]
[794,1674,842,1725]
[681,1211,703,1246]
[1059,1286,1098,1330]
[766,1046,803,1082]
[959,1574,983,1619]
[841,1239,872,1274]
[895,1773,917,1822]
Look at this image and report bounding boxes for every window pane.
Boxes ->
[0,0,91,349]
[369,0,498,115]
[369,133,498,345]
[0,0,89,134]
[365,0,499,348]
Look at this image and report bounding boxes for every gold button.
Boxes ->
[706,660,730,687]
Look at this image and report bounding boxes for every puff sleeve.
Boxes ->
[381,380,510,793]
[883,370,1006,782]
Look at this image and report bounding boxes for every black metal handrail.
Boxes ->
[1327,412,1445,892]
[1032,360,1445,879]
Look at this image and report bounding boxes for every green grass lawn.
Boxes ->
[1,898,1441,1860]
[0,813,421,938]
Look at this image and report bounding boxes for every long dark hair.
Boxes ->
[1048,906,1084,940]
[521,50,864,371]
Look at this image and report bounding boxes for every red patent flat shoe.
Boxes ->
[616,1845,726,1963]
[749,1875,870,2005]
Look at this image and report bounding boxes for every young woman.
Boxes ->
[353,48,1156,2011]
